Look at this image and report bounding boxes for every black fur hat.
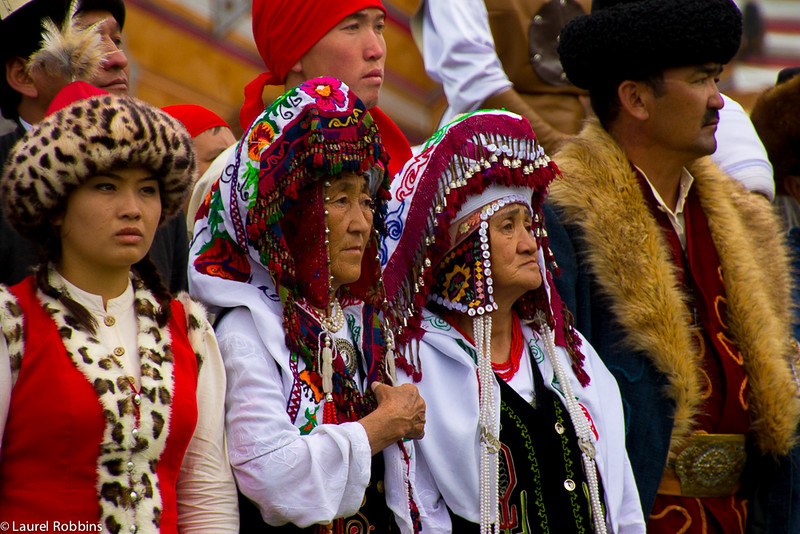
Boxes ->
[558,0,742,90]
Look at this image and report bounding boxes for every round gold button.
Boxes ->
[555,423,565,435]
[114,346,125,357]
[564,479,576,491]
[104,315,116,327]
[134,394,141,405]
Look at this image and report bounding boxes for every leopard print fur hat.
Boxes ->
[1,82,196,242]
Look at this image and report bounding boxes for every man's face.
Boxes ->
[645,63,725,161]
[193,126,236,177]
[76,10,130,94]
[292,8,386,109]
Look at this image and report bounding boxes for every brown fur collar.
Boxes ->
[550,119,800,457]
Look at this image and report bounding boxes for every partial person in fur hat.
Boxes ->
[189,77,426,533]
[0,0,190,294]
[751,71,800,338]
[545,0,800,532]
[0,80,239,531]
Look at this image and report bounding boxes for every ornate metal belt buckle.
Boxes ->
[674,433,746,498]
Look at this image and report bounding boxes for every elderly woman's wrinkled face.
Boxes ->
[325,172,374,291]
[488,203,542,305]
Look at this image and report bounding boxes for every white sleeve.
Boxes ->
[712,94,775,200]
[420,0,513,123]
[219,308,373,527]
[176,304,239,532]
[0,336,10,461]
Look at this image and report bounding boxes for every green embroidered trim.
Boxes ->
[299,405,321,435]
[456,339,478,364]
[527,338,546,364]
[502,400,549,534]
[553,401,588,534]
[346,312,362,341]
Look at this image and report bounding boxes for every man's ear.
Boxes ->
[617,80,650,121]
[289,58,303,74]
[784,175,800,205]
[6,57,38,99]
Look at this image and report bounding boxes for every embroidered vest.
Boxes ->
[451,357,600,532]
[0,277,199,533]
[638,178,750,534]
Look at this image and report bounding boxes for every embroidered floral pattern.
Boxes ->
[299,77,347,112]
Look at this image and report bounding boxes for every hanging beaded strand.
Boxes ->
[320,180,336,402]
[476,314,500,534]
[535,311,608,534]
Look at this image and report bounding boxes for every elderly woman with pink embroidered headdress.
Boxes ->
[188,77,425,533]
[380,110,645,533]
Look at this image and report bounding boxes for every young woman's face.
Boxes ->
[324,172,374,291]
[55,167,161,276]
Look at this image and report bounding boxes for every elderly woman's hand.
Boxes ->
[358,382,426,455]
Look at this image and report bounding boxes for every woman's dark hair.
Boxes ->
[34,227,173,335]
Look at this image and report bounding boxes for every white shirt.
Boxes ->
[414,0,512,127]
[639,166,694,249]
[712,94,775,200]
[218,306,374,527]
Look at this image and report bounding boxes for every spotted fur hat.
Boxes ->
[1,81,195,242]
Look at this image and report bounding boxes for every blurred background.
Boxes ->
[88,0,800,144]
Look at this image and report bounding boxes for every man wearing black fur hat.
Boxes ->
[546,0,800,532]
[0,0,190,292]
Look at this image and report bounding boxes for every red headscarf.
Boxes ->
[241,0,385,130]
[162,104,230,138]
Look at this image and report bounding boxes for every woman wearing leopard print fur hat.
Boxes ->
[0,81,238,532]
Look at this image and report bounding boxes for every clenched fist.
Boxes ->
[359,382,426,454]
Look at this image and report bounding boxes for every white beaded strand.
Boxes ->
[476,314,500,534]
[537,313,607,534]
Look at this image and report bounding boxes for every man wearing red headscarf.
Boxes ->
[241,0,412,178]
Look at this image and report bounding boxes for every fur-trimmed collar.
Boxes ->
[550,119,800,457]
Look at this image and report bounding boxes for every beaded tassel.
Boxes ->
[319,332,334,402]
[536,312,608,534]
[384,327,397,385]
[476,315,499,534]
